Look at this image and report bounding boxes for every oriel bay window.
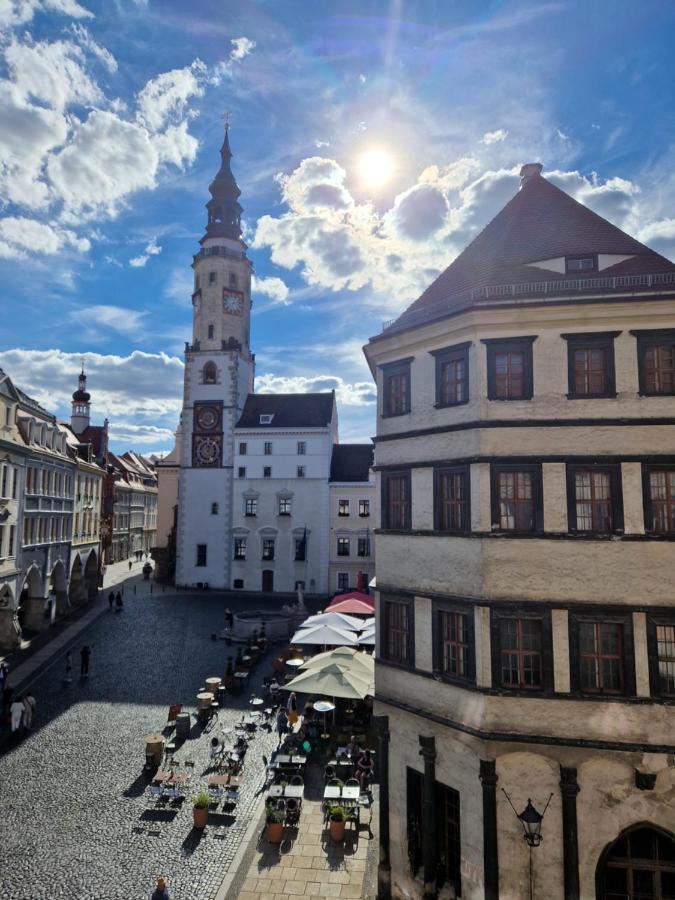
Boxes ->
[643,466,675,534]
[383,598,413,665]
[483,336,535,401]
[563,331,619,398]
[570,615,635,696]
[491,464,543,532]
[491,611,552,691]
[381,357,412,417]
[432,342,470,407]
[632,329,675,396]
[567,464,622,533]
[382,470,411,530]
[646,618,675,698]
[435,465,470,533]
[434,605,474,682]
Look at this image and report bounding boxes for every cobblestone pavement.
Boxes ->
[0,589,295,900]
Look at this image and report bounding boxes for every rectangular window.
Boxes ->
[491,465,542,532]
[0,524,4,558]
[567,465,622,533]
[196,544,207,567]
[633,329,675,396]
[264,442,273,455]
[382,471,411,530]
[278,498,292,516]
[498,617,543,690]
[245,498,257,516]
[432,342,470,407]
[337,572,349,591]
[357,536,370,557]
[383,599,412,665]
[238,467,246,478]
[437,784,462,893]
[436,609,473,681]
[435,466,470,533]
[294,536,306,561]
[578,621,624,694]
[359,499,370,517]
[263,467,272,478]
[484,337,535,401]
[563,332,618,398]
[262,538,275,560]
[297,465,305,478]
[655,624,675,696]
[643,466,675,534]
[1,466,7,498]
[233,538,246,560]
[337,536,350,556]
[8,525,14,557]
[239,442,247,455]
[338,499,350,517]
[566,256,596,272]
[12,468,18,499]
[297,441,306,455]
[208,271,216,284]
[406,768,424,877]
[381,358,412,417]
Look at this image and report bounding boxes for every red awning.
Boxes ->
[326,592,375,615]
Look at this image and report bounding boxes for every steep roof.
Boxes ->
[330,444,374,482]
[236,392,335,429]
[378,166,675,340]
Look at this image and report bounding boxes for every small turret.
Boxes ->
[70,364,91,436]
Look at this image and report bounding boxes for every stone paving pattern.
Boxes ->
[0,587,290,900]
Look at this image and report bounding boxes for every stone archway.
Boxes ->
[596,822,675,899]
[69,555,84,607]
[0,583,20,652]
[84,550,98,601]
[19,565,45,633]
[49,561,68,617]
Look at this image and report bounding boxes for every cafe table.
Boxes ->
[153,770,190,785]
[323,784,360,802]
[273,753,307,766]
[268,783,304,799]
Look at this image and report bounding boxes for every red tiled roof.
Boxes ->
[379,170,675,339]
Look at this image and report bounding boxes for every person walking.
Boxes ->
[22,693,36,730]
[80,644,91,677]
[151,876,170,899]
[64,650,73,684]
[128,560,132,571]
[10,695,24,732]
[108,592,114,611]
[115,591,122,607]
[286,692,299,728]
[276,707,288,747]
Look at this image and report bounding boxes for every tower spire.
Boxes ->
[71,362,91,436]
[202,118,243,243]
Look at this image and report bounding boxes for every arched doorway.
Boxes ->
[49,561,68,617]
[19,566,44,632]
[84,551,98,601]
[69,555,83,606]
[596,823,675,899]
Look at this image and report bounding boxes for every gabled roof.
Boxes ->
[236,392,335,429]
[378,166,675,340]
[330,444,374,482]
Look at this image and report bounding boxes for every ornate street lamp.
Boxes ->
[502,790,553,899]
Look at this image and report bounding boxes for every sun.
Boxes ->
[357,147,395,189]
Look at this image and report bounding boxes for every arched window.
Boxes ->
[203,362,217,384]
[208,325,214,339]
[597,824,675,899]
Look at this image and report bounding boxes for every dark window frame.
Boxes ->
[565,255,597,273]
[244,498,257,517]
[264,441,273,456]
[433,601,475,686]
[382,596,414,667]
[238,466,246,478]
[261,538,275,561]
[406,767,424,877]
[297,465,306,478]
[338,499,350,517]
[562,331,620,399]
[359,498,370,517]
[337,536,350,557]
[643,464,675,535]
[233,537,246,560]
[239,442,247,455]
[263,466,272,479]
[337,572,349,591]
[646,615,675,698]
[631,329,675,396]
[382,469,412,531]
[357,536,370,557]
[436,782,462,894]
[431,341,471,408]
[196,543,207,567]
[490,463,543,533]
[381,357,413,418]
[490,610,553,693]
[482,336,536,401]
[434,465,470,534]
[278,497,292,516]
[569,612,635,697]
[566,463,624,534]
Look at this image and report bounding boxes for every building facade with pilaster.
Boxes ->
[328,443,376,594]
[365,164,675,900]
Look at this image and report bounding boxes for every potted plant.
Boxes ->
[192,791,210,829]
[329,805,346,842]
[266,803,284,843]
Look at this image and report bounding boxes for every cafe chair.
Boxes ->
[285,798,301,827]
[290,774,304,786]
[323,765,336,783]
[345,777,360,789]
[327,777,342,787]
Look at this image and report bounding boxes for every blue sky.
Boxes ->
[1,0,675,453]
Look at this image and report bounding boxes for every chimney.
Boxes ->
[519,163,543,188]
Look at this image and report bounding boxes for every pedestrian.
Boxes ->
[128,560,132,571]
[108,592,114,611]
[225,608,234,629]
[22,693,36,730]
[286,691,299,728]
[0,660,9,693]
[64,650,73,683]
[10,695,24,732]
[80,644,91,676]
[276,707,288,746]
[115,590,122,606]
[151,876,170,899]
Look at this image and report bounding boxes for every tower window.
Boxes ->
[209,271,216,284]
[229,272,238,287]
[203,362,217,384]
[208,325,214,339]
[196,544,207,567]
[211,502,219,515]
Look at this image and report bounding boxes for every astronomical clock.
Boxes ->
[192,401,223,467]
[223,290,243,315]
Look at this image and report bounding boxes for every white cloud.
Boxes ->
[136,61,205,133]
[230,37,256,61]
[255,373,375,408]
[0,216,90,258]
[69,24,117,73]
[481,128,508,144]
[0,0,92,28]
[6,36,103,111]
[211,36,256,84]
[69,304,147,339]
[129,237,162,267]
[314,139,330,148]
[252,274,289,304]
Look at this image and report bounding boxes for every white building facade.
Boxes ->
[328,444,376,594]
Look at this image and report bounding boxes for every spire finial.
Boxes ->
[80,355,85,375]
[222,110,231,132]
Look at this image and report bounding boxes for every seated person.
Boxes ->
[356,749,374,787]
[209,737,223,761]
[344,735,361,758]
[269,678,281,700]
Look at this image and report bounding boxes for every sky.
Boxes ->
[1,0,675,455]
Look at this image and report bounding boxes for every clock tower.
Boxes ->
[174,125,255,588]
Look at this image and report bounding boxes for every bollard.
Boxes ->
[134,585,136,595]
[150,584,153,594]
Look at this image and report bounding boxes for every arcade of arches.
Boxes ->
[597,824,675,900]
[68,552,98,607]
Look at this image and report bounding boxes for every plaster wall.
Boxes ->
[329,480,376,593]
[155,462,178,548]
[234,431,333,479]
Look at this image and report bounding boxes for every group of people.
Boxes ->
[343,736,374,788]
[107,590,124,612]
[63,645,92,682]
[1,684,36,734]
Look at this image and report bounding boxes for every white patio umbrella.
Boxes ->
[291,622,358,647]
[358,626,375,646]
[282,660,374,699]
[301,646,374,675]
[299,612,363,631]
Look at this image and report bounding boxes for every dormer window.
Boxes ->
[259,414,273,424]
[566,256,596,273]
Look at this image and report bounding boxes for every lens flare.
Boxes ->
[357,147,395,188]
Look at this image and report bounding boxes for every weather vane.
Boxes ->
[222,110,231,131]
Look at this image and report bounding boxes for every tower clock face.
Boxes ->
[195,437,220,466]
[196,405,219,431]
[223,291,243,315]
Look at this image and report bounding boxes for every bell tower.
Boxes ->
[70,364,91,436]
[174,124,255,589]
